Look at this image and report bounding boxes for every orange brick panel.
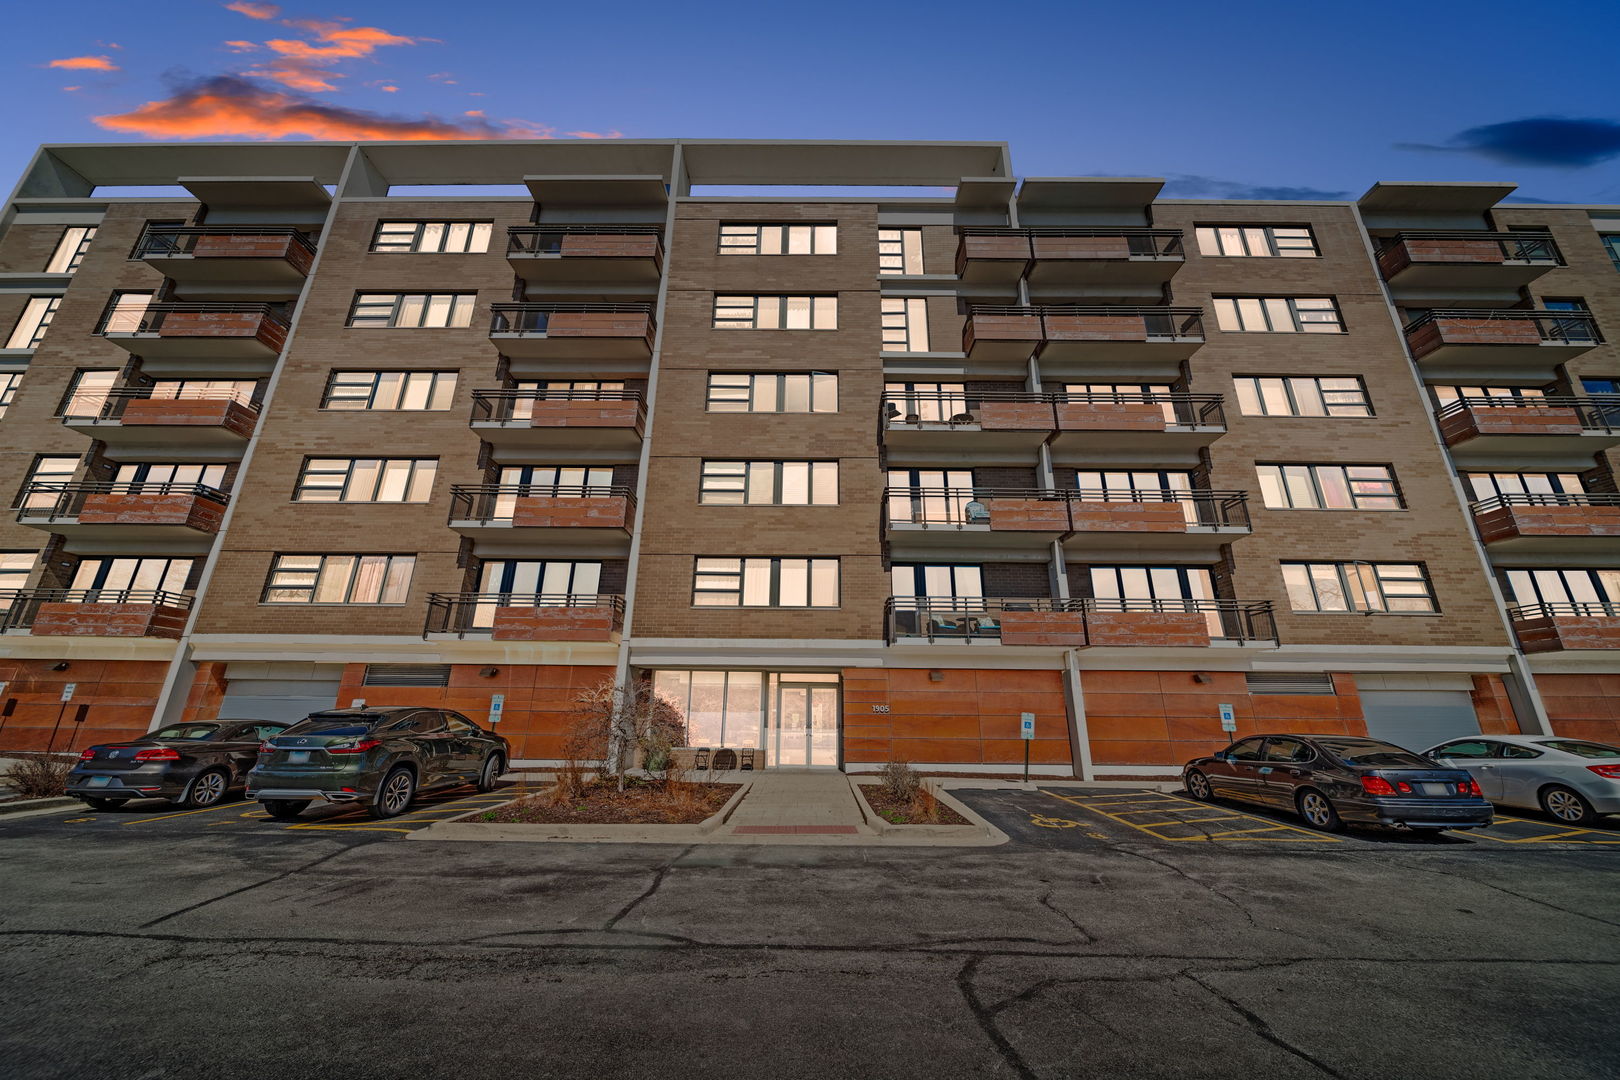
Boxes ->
[1084,612,1212,648]
[964,314,1042,343]
[1514,616,1620,653]
[1475,503,1620,542]
[1055,400,1168,431]
[546,312,655,344]
[490,605,618,642]
[1031,235,1133,260]
[157,311,287,352]
[1403,238,1507,265]
[978,401,1055,431]
[558,234,661,259]
[1043,314,1147,343]
[510,495,630,530]
[1441,406,1585,444]
[998,611,1087,647]
[1069,501,1189,534]
[1430,317,1544,348]
[77,492,226,532]
[960,234,1032,262]
[119,397,258,437]
[31,602,188,639]
[528,399,642,430]
[987,499,1070,531]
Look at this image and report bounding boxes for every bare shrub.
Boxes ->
[911,784,942,824]
[565,680,687,792]
[878,758,921,803]
[662,760,703,821]
[6,757,72,799]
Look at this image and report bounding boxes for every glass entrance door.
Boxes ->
[772,684,840,768]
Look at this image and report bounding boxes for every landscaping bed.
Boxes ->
[480,778,742,826]
[860,784,971,826]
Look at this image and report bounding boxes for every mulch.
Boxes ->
[481,779,742,825]
[860,785,970,826]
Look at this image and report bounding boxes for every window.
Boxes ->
[700,462,838,505]
[887,469,972,524]
[1068,381,1178,423]
[0,551,34,609]
[1214,297,1342,333]
[371,221,492,254]
[1233,376,1372,417]
[1281,562,1437,613]
[890,564,983,598]
[1466,472,1585,500]
[707,372,837,413]
[1073,470,1197,522]
[879,228,923,275]
[20,455,79,509]
[148,379,258,405]
[478,560,601,594]
[45,226,97,274]
[6,297,60,350]
[1255,465,1403,510]
[70,557,191,594]
[58,370,120,417]
[712,295,837,330]
[322,371,457,410]
[114,463,227,489]
[1432,740,1499,760]
[692,557,839,607]
[886,381,966,423]
[1505,569,1620,609]
[348,293,476,328]
[1195,225,1317,258]
[1089,566,1214,601]
[263,554,416,604]
[1433,385,1546,407]
[295,459,438,503]
[718,223,837,256]
[881,298,929,352]
[0,372,21,419]
[1604,234,1620,272]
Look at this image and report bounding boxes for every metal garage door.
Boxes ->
[217,679,341,724]
[1359,690,1480,752]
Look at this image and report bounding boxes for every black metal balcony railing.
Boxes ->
[0,588,194,633]
[447,484,636,524]
[881,390,1225,428]
[506,225,663,254]
[1509,600,1620,621]
[958,226,1185,258]
[95,302,289,336]
[967,304,1206,339]
[1471,492,1620,513]
[1402,308,1602,344]
[1436,395,1620,431]
[131,225,317,259]
[883,487,1251,529]
[884,596,1277,644]
[489,302,655,335]
[424,592,625,637]
[1378,230,1561,270]
[60,386,261,422]
[15,481,230,522]
[470,388,644,424]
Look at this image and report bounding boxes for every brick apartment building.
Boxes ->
[0,139,1616,775]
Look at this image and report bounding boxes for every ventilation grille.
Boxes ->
[1245,672,1336,696]
[362,664,451,687]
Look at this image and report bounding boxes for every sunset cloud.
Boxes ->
[93,75,550,141]
[568,130,625,140]
[224,1,280,18]
[242,19,421,92]
[49,55,120,71]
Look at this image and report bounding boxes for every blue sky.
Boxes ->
[8,0,1620,202]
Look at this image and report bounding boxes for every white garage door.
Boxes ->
[217,678,341,724]
[1359,690,1480,752]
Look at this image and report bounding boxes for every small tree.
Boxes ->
[568,680,687,792]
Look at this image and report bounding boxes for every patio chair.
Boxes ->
[712,748,738,771]
[692,747,711,771]
[738,748,757,771]
[964,500,991,524]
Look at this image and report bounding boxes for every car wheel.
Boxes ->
[1539,785,1597,826]
[1296,789,1344,832]
[181,769,230,809]
[261,799,310,820]
[477,753,505,793]
[371,767,415,819]
[1185,770,1214,802]
[82,797,128,812]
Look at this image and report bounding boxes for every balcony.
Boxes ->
[1437,397,1620,466]
[1,588,192,639]
[1510,602,1620,653]
[881,391,1225,466]
[956,227,1184,298]
[62,389,259,460]
[15,482,229,555]
[884,487,1250,560]
[447,484,634,557]
[489,303,656,376]
[100,303,289,377]
[1377,231,1561,295]
[133,226,316,300]
[884,596,1277,648]
[470,389,645,460]
[424,592,624,642]
[1403,309,1600,381]
[1471,493,1620,562]
[507,226,663,288]
[963,305,1204,378]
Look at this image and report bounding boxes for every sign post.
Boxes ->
[489,693,505,725]
[1020,712,1035,783]
[1218,703,1237,733]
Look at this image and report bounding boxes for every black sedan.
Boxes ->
[68,720,290,811]
[1182,734,1493,832]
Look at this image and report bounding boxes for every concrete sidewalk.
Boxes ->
[723,770,872,837]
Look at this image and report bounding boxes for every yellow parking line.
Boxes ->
[122,802,247,825]
[1040,789,1341,843]
[284,824,418,834]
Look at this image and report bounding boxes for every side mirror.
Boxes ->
[1214,753,1230,764]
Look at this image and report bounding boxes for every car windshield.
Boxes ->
[1539,740,1620,759]
[1317,740,1432,768]
[148,724,220,740]
[279,715,385,738]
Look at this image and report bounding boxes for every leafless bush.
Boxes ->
[911,784,942,824]
[878,758,921,803]
[566,680,687,792]
[6,757,71,798]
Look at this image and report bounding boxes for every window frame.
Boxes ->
[712,295,838,331]
[294,458,439,503]
[320,370,459,411]
[717,223,838,256]
[346,292,477,329]
[6,297,62,350]
[1194,225,1319,258]
[369,220,494,254]
[878,227,924,275]
[691,556,840,608]
[1233,376,1373,418]
[1254,464,1404,511]
[705,372,838,413]
[698,461,839,506]
[880,297,930,352]
[0,371,24,419]
[262,553,417,605]
[1214,296,1344,334]
[1280,561,1438,614]
[45,226,97,274]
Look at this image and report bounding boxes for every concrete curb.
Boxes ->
[849,778,1008,846]
[0,796,77,816]
[408,781,753,844]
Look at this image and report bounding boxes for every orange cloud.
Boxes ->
[246,20,420,93]
[224,40,260,52]
[49,55,120,71]
[568,130,625,139]
[225,1,280,17]
[93,76,550,141]
[380,84,398,92]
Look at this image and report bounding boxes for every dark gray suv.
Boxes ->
[246,707,509,819]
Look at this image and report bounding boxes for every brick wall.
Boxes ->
[0,658,169,752]
[842,667,1072,767]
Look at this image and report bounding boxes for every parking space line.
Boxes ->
[122,802,250,826]
[1039,788,1342,843]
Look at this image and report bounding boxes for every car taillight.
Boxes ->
[325,738,381,755]
[132,747,180,762]
[1360,776,1399,796]
[257,741,276,755]
[79,748,96,761]
[1395,780,1413,794]
[1587,764,1620,780]
[1457,778,1483,797]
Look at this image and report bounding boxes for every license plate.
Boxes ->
[1419,782,1450,796]
[88,775,112,787]
[287,750,310,764]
